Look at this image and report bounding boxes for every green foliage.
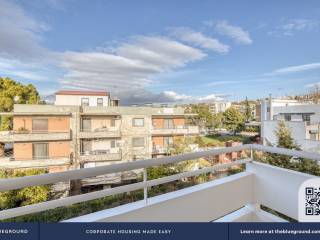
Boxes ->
[212,112,224,129]
[188,104,213,128]
[244,97,253,122]
[275,121,299,149]
[223,107,244,134]
[0,77,40,130]
[0,169,49,210]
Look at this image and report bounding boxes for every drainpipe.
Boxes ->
[269,94,273,120]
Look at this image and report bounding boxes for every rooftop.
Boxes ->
[55,90,109,96]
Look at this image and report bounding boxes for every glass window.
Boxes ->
[81,98,89,106]
[81,140,92,154]
[164,136,173,148]
[284,114,291,121]
[33,143,48,159]
[32,119,48,132]
[302,114,311,122]
[132,137,144,147]
[111,140,116,148]
[82,118,91,131]
[132,118,144,127]
[164,119,174,129]
[97,98,103,106]
[110,119,116,127]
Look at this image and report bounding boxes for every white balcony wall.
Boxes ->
[55,95,109,107]
[91,139,120,154]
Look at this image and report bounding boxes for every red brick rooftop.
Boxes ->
[55,90,109,96]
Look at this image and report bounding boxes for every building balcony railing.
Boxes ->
[0,144,319,222]
[0,130,71,142]
[152,125,199,135]
[79,128,121,139]
[0,156,70,169]
[79,150,122,162]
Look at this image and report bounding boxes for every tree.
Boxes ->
[212,112,224,130]
[187,104,213,129]
[244,97,252,122]
[0,169,49,210]
[0,77,40,130]
[223,107,244,134]
[275,121,299,149]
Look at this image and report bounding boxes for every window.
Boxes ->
[310,133,317,141]
[132,137,144,147]
[284,114,291,121]
[110,119,116,127]
[97,98,103,106]
[82,118,91,131]
[33,143,48,159]
[164,119,174,129]
[111,140,116,148]
[132,118,144,127]
[81,98,89,106]
[81,140,92,153]
[302,114,311,122]
[164,136,173,148]
[32,119,48,133]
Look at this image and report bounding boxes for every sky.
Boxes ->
[0,0,320,105]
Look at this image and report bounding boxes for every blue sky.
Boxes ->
[0,0,320,104]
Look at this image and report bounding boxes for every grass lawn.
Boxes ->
[200,134,253,147]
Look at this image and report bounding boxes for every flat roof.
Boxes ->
[55,90,109,96]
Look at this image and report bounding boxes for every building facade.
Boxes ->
[0,91,199,193]
[260,96,320,152]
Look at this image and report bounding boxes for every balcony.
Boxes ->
[0,156,70,169]
[79,128,121,139]
[79,150,122,162]
[0,130,71,142]
[0,144,318,222]
[152,125,199,135]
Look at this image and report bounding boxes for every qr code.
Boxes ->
[305,187,320,215]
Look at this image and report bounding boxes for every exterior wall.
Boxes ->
[14,143,33,160]
[152,136,164,147]
[173,118,185,126]
[13,116,70,133]
[49,141,70,158]
[55,95,109,107]
[152,119,164,128]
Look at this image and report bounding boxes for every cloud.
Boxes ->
[214,20,252,45]
[0,0,49,61]
[206,80,240,87]
[169,27,230,53]
[271,63,320,75]
[305,82,320,88]
[269,19,320,36]
[60,36,206,94]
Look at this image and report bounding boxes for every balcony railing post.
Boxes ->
[250,148,253,161]
[143,168,148,205]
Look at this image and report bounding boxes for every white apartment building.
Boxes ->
[260,96,320,152]
[208,101,231,115]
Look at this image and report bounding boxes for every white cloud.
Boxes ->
[170,27,230,53]
[271,63,320,75]
[305,82,320,88]
[270,19,320,36]
[215,20,252,45]
[161,91,226,103]
[0,0,49,60]
[60,36,206,94]
[206,80,240,86]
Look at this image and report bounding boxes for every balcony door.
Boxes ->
[164,119,174,129]
[82,118,91,132]
[32,119,48,133]
[33,143,49,159]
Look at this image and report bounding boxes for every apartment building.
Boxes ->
[260,95,320,152]
[0,90,199,193]
[207,101,231,115]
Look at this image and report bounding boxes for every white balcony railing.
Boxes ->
[0,144,319,222]
[0,130,71,142]
[79,150,122,162]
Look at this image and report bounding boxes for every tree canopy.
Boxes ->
[187,104,213,128]
[0,77,40,130]
[223,107,244,134]
[0,77,40,112]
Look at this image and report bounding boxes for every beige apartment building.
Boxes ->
[0,91,199,193]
